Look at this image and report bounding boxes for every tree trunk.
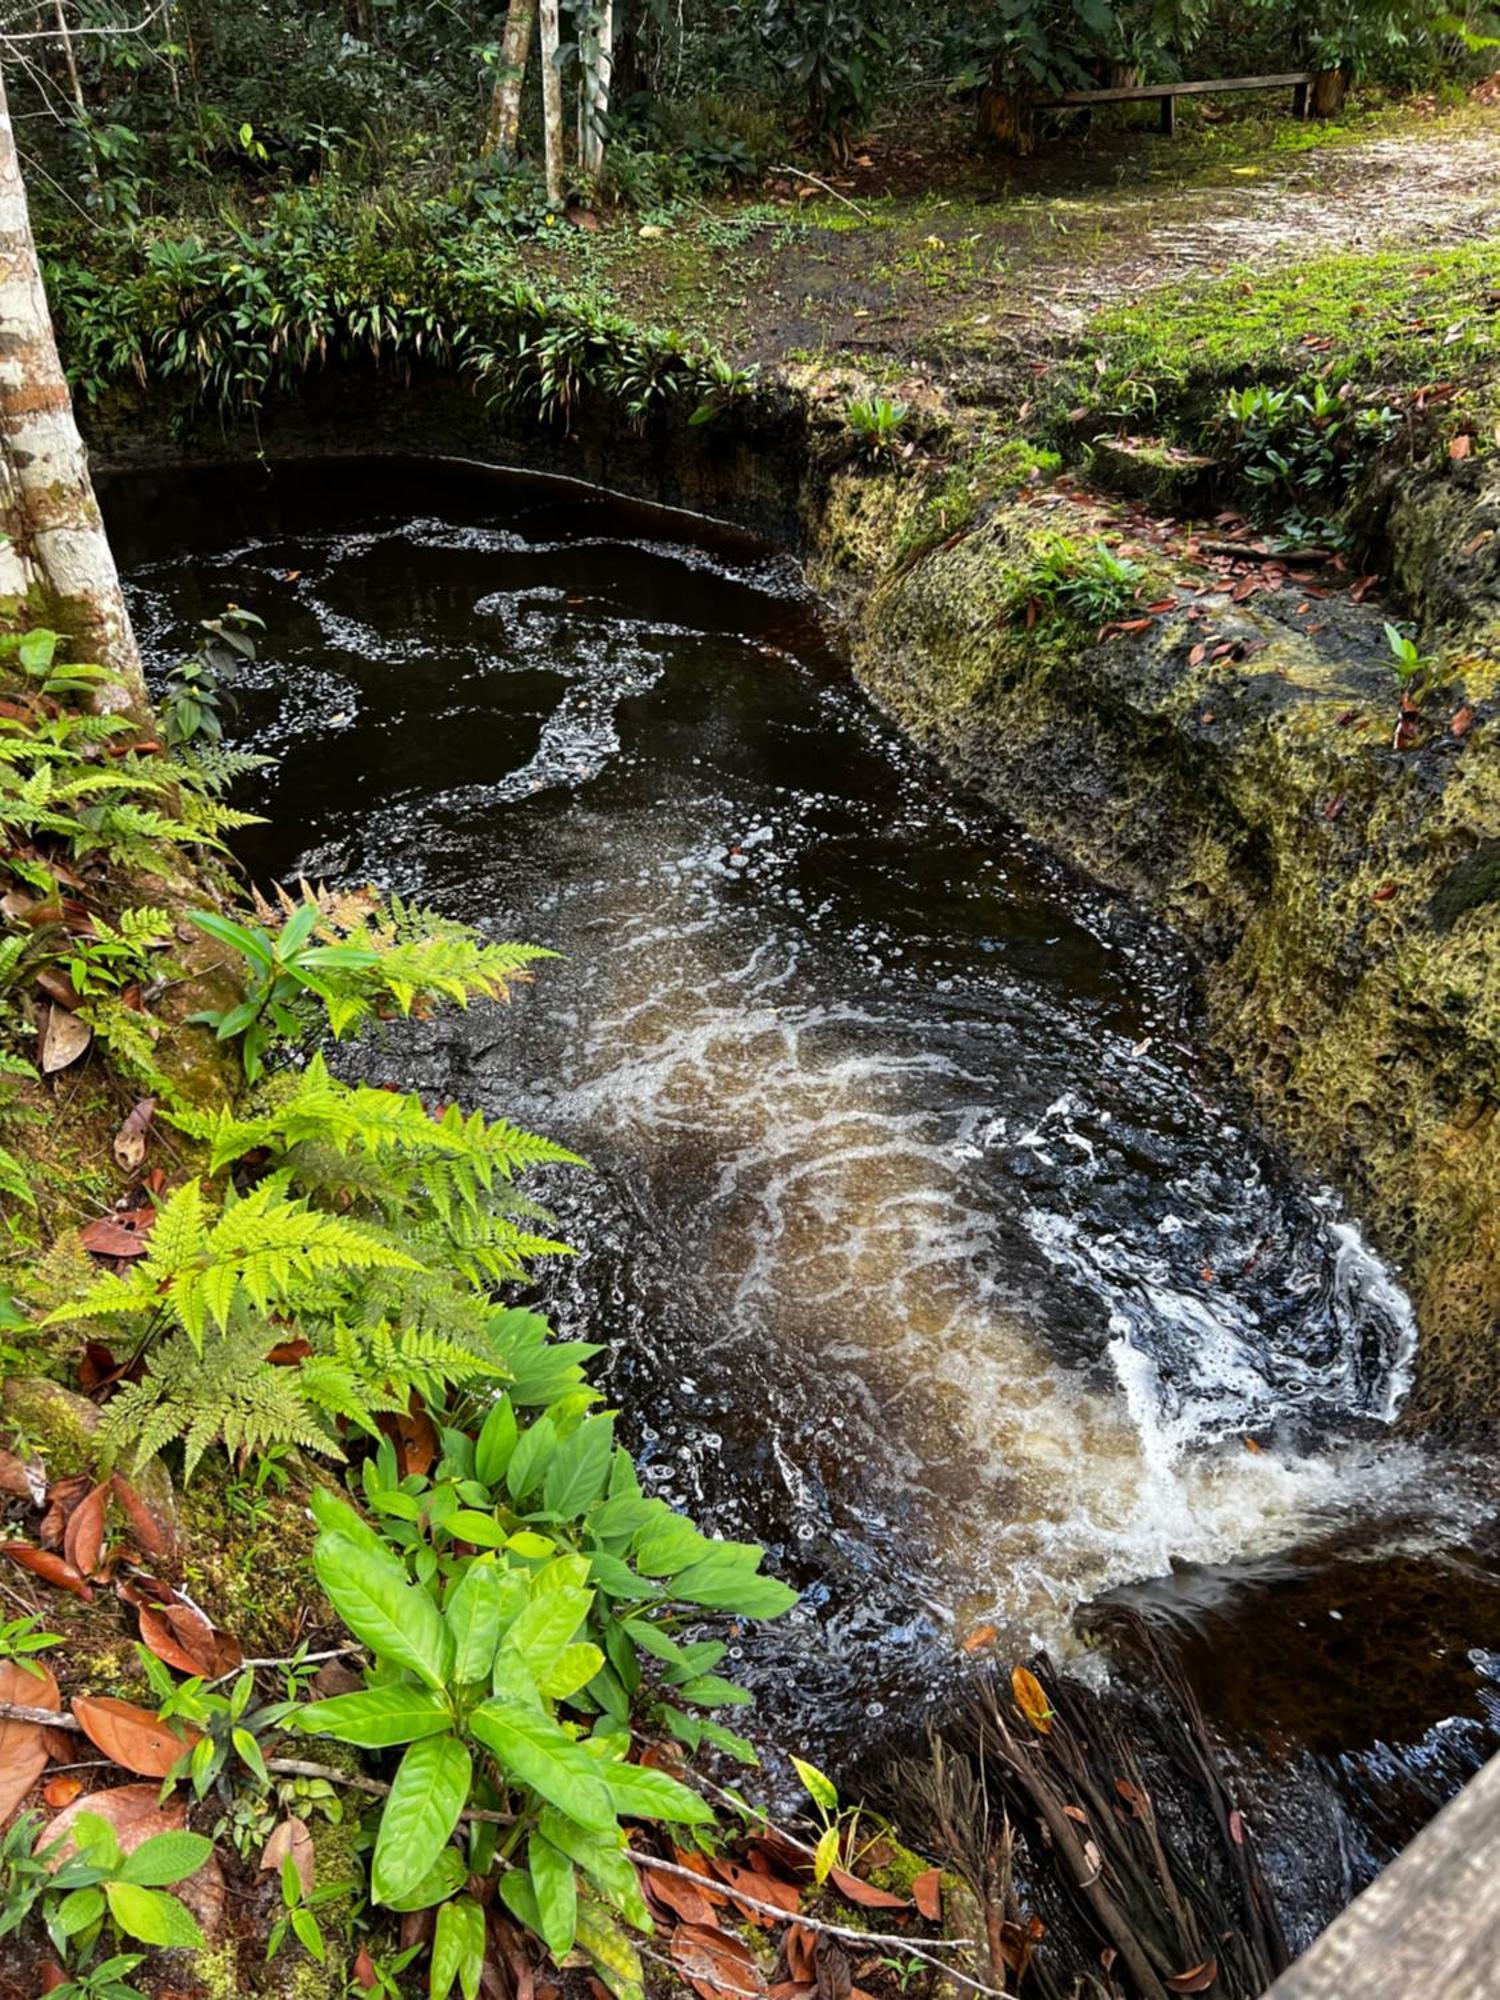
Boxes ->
[0,66,146,712]
[579,0,613,176]
[52,0,85,118]
[538,0,565,205]
[484,0,535,160]
[978,81,1033,156]
[1310,66,1348,115]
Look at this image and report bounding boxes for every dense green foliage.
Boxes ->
[0,616,798,1998]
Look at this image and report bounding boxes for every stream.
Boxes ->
[109,455,1500,1948]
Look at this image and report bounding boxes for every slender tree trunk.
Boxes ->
[538,0,565,205]
[0,66,146,712]
[484,0,534,160]
[51,0,85,117]
[580,0,613,176]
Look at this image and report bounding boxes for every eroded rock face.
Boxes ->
[807,466,1500,1425]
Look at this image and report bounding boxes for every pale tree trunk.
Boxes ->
[538,0,564,205]
[578,0,613,176]
[52,0,85,118]
[0,66,146,712]
[483,0,534,160]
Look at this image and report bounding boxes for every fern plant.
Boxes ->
[0,1050,40,1209]
[189,888,555,1080]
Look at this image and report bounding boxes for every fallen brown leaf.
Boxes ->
[0,1660,59,1822]
[1165,1961,1218,1995]
[262,1816,316,1897]
[673,1924,764,2000]
[1,1543,92,1601]
[62,1482,110,1579]
[1012,1664,1053,1736]
[78,1211,154,1259]
[71,1695,200,1778]
[911,1867,942,1921]
[38,1005,91,1075]
[112,1098,156,1173]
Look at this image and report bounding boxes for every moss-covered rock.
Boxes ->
[808,466,1500,1423]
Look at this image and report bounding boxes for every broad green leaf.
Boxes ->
[104,1881,204,1950]
[446,1510,511,1549]
[382,1847,467,1912]
[533,1554,592,1595]
[791,1756,838,1813]
[621,1619,689,1672]
[431,1893,487,2000]
[589,1551,649,1599]
[509,1531,558,1560]
[814,1825,839,1885]
[371,1733,472,1908]
[575,1898,645,2000]
[543,1415,614,1518]
[675,1674,753,1708]
[589,1494,657,1543]
[314,1533,453,1691]
[70,1812,123,1874]
[503,1585,592,1680]
[539,1642,604,1702]
[54,1887,105,1938]
[445,1560,506,1685]
[308,1488,394,1563]
[294,1686,454,1749]
[499,1867,542,1936]
[671,1547,798,1618]
[597,1759,712,1826]
[630,1516,709,1578]
[528,1833,578,1961]
[697,1718,759,1766]
[538,1809,652,1932]
[506,1413,557,1501]
[475,1396,518,1487]
[116,1830,213,1887]
[469,1701,615,1833]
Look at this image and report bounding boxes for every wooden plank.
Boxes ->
[1267,1752,1500,2000]
[1035,71,1311,108]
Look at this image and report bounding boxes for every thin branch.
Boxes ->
[771,164,875,225]
[0,1699,79,1728]
[0,0,169,42]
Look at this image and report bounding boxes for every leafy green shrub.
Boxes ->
[759,0,891,152]
[846,395,910,459]
[1219,381,1400,543]
[158,607,263,751]
[1020,535,1145,626]
[188,889,551,1082]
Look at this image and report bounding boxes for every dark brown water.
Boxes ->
[108,456,1500,1946]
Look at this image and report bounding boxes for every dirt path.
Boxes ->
[715,108,1500,364]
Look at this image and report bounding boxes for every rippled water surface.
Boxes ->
[112,458,1500,1926]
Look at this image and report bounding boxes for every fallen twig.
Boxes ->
[771,164,875,224]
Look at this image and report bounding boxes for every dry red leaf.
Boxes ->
[828,1867,910,1912]
[111,1476,174,1560]
[0,1447,37,1499]
[1,1542,92,1600]
[379,1403,438,1478]
[1187,642,1207,667]
[78,1211,155,1259]
[646,1865,720,1927]
[41,1775,82,1808]
[352,1946,378,1992]
[38,1005,91,1075]
[136,1597,240,1679]
[1451,705,1476,738]
[1165,1961,1218,1994]
[911,1867,942,1921]
[0,1660,59,1823]
[1114,1778,1147,1818]
[672,1924,764,2000]
[40,1964,66,1994]
[960,1623,997,1654]
[1449,433,1474,460]
[71,1695,200,1778]
[62,1482,110,1578]
[672,1848,729,1907]
[1349,574,1382,603]
[1372,883,1398,903]
[713,1856,801,1927]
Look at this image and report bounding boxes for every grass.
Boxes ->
[1036,235,1500,460]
